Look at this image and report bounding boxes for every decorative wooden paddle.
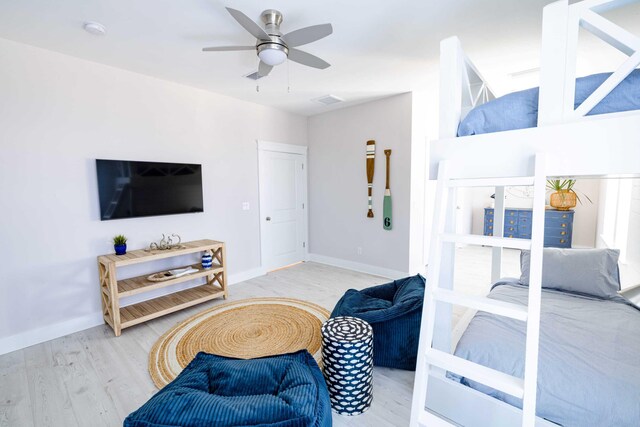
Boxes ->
[366,140,376,218]
[383,149,392,230]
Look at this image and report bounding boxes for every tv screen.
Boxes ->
[96,159,204,220]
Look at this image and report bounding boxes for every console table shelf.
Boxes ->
[119,285,225,329]
[98,239,227,336]
[117,263,223,297]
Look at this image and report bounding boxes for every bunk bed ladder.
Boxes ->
[410,153,547,427]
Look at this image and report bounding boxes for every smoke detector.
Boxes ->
[313,95,344,106]
[84,22,106,36]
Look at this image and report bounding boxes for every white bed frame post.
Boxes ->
[439,37,465,139]
[521,153,547,426]
[410,160,452,427]
[491,186,506,282]
[538,0,572,126]
[439,37,496,139]
[539,0,640,125]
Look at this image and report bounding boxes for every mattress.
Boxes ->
[457,69,640,136]
[448,280,640,427]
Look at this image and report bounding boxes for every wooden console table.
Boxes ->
[97,239,227,336]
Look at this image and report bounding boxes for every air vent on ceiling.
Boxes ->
[313,95,345,106]
[244,71,265,81]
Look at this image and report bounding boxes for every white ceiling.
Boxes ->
[0,0,638,116]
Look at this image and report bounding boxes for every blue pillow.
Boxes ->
[458,69,640,136]
[519,248,621,299]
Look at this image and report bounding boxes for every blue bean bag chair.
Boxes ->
[330,274,425,370]
[124,350,331,427]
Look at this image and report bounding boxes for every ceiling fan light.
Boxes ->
[258,48,287,66]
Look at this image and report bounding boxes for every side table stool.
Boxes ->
[321,316,374,416]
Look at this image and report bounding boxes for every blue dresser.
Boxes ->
[483,208,574,248]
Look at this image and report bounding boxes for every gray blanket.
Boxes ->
[449,281,640,427]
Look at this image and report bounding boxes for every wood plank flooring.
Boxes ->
[0,248,517,427]
[0,262,412,427]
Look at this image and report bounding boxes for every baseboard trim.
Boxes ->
[0,266,267,356]
[229,266,266,284]
[0,311,104,357]
[308,254,408,279]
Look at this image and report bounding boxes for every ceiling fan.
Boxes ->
[202,8,333,77]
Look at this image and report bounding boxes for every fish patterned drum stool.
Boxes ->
[321,316,374,416]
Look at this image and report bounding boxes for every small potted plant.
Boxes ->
[113,235,128,255]
[546,179,592,210]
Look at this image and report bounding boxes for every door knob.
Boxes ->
[266,217,271,221]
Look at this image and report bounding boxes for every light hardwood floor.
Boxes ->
[0,248,519,427]
[0,262,413,427]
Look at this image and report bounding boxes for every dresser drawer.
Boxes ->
[545,218,571,229]
[544,210,573,222]
[546,211,573,220]
[518,224,532,235]
[544,236,571,248]
[545,228,571,238]
[483,208,574,248]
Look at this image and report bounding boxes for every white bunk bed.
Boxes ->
[411,0,640,426]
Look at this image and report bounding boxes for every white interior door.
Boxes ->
[258,145,307,271]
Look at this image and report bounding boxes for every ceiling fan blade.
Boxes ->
[281,24,333,47]
[258,61,274,77]
[225,7,270,41]
[202,46,255,52]
[288,48,330,69]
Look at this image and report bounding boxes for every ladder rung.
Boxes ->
[440,233,531,250]
[418,409,455,426]
[425,348,524,399]
[447,176,535,188]
[433,289,528,321]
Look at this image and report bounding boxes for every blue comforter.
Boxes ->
[458,69,640,136]
[449,281,640,427]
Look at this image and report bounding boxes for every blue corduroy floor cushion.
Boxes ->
[124,350,332,427]
[331,274,425,370]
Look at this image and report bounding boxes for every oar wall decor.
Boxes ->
[366,140,375,218]
[383,149,392,230]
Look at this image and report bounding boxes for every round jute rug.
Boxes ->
[148,297,330,388]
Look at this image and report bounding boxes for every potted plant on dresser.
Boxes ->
[546,179,592,210]
[113,234,128,255]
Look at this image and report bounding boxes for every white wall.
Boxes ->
[307,94,415,276]
[597,178,640,287]
[625,179,640,286]
[0,38,307,354]
[569,179,601,248]
[409,92,429,274]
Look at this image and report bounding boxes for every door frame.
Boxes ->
[257,140,309,271]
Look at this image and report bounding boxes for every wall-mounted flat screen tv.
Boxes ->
[96,159,204,221]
